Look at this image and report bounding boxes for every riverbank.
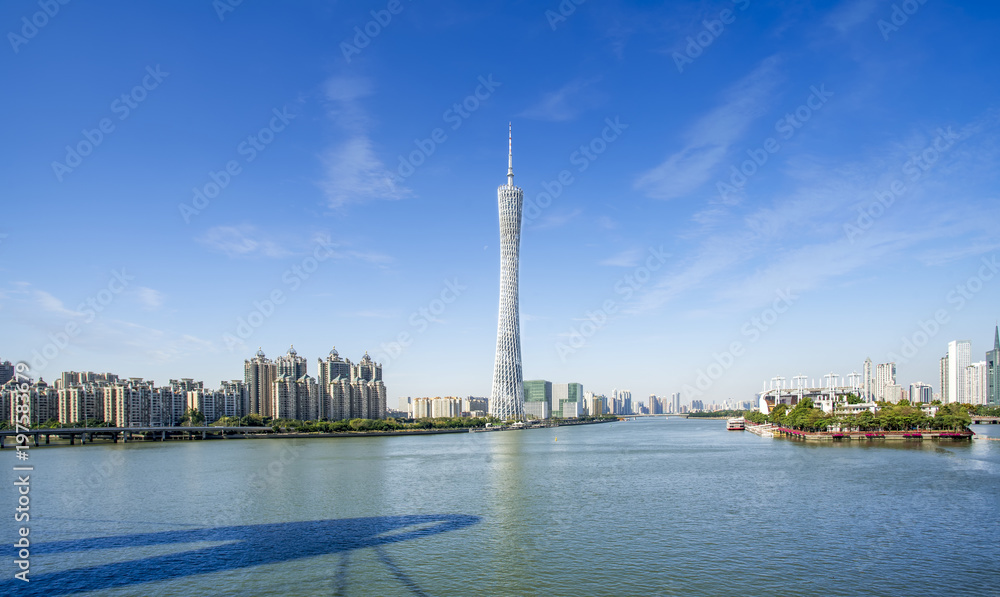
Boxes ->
[745,423,974,441]
[0,418,614,449]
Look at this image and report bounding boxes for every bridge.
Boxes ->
[971,416,1000,425]
[0,426,275,448]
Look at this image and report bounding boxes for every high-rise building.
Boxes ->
[946,340,971,403]
[552,382,583,418]
[589,395,605,417]
[863,357,873,400]
[987,326,999,406]
[940,355,949,404]
[351,352,381,382]
[276,345,308,379]
[318,347,352,419]
[874,362,896,401]
[670,392,681,414]
[0,361,14,386]
[245,348,276,416]
[966,361,987,406]
[523,380,552,419]
[490,124,525,422]
[909,382,933,404]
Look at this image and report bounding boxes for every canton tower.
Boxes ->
[490,123,525,421]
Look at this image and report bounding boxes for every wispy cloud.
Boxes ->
[634,56,782,200]
[135,287,164,311]
[629,110,1000,316]
[600,248,643,267]
[530,208,583,230]
[519,77,603,122]
[34,289,79,317]
[597,215,619,230]
[319,76,411,208]
[198,225,292,258]
[825,0,881,34]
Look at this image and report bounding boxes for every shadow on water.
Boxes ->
[5,514,479,596]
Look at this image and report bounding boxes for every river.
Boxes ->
[5,418,999,596]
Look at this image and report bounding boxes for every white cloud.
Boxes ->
[198,225,292,258]
[600,248,642,267]
[319,76,411,208]
[519,77,603,122]
[529,208,582,230]
[825,0,881,34]
[135,287,164,311]
[634,56,782,200]
[320,137,410,208]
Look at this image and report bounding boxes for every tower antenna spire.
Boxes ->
[507,122,513,186]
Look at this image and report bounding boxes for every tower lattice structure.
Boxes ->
[490,124,525,421]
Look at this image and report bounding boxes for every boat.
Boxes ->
[727,417,745,431]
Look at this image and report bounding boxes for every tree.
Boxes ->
[180,408,205,426]
[240,413,265,427]
[769,404,788,425]
[932,403,971,431]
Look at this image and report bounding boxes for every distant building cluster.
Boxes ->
[758,326,1000,414]
[245,346,385,422]
[642,394,751,414]
[0,345,387,427]
[397,396,488,418]
[940,335,998,406]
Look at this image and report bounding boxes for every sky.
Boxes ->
[2,0,999,405]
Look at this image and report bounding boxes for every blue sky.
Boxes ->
[2,0,999,404]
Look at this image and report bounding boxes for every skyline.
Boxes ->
[3,1,1000,403]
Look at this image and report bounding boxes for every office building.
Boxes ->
[987,326,999,406]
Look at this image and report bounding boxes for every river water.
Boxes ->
[5,418,999,596]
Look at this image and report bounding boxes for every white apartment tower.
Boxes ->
[946,340,971,403]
